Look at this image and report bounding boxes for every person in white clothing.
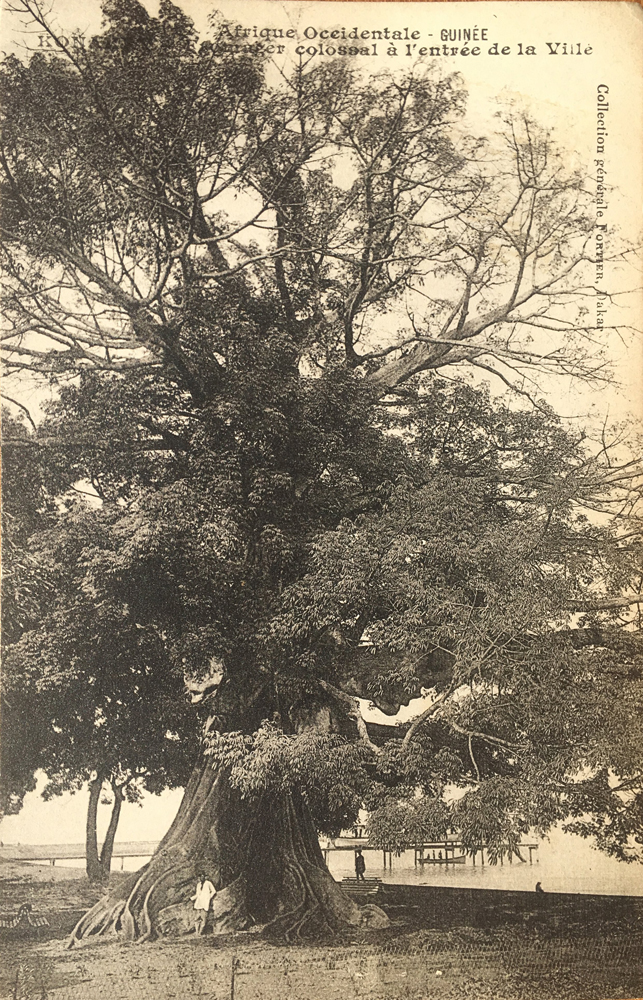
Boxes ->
[191,871,216,935]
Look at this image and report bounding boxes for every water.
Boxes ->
[22,856,153,872]
[326,827,643,896]
[20,829,643,895]
[7,778,641,894]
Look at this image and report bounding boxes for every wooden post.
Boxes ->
[50,858,55,866]
[472,850,476,866]
[528,847,533,864]
[230,954,237,1000]
[481,847,485,866]
[121,856,125,870]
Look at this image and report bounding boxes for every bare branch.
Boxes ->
[1,395,38,431]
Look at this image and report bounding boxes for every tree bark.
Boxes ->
[99,781,125,881]
[68,761,388,946]
[85,776,104,884]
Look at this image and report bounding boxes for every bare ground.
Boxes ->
[1,860,642,1000]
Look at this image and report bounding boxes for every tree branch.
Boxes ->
[401,688,453,750]
[318,680,380,754]
[468,734,481,782]
[448,720,529,751]
[568,593,643,612]
[1,435,185,453]
[1,395,38,432]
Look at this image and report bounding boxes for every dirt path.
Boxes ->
[1,860,641,1000]
[2,931,642,1000]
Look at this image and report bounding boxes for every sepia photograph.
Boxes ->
[0,1,642,997]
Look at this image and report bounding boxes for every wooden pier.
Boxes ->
[1,837,539,871]
[0,841,159,869]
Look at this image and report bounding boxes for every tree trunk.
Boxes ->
[68,761,388,946]
[99,781,125,881]
[85,776,104,884]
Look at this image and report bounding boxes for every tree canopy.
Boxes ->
[1,0,642,943]
[1,410,201,879]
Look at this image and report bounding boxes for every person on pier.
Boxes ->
[355,849,366,882]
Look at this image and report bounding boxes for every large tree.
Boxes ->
[1,0,641,945]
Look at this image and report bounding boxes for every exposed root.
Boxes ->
[67,766,387,947]
[266,863,307,930]
[137,865,183,944]
[137,884,157,944]
[288,901,321,942]
[120,867,151,943]
[67,899,126,949]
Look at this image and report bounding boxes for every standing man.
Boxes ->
[191,871,216,935]
[355,849,366,882]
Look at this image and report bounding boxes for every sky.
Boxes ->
[1,0,642,890]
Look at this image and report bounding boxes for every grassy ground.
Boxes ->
[1,860,642,1000]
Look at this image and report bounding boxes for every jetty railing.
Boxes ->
[0,841,159,868]
[1,837,539,870]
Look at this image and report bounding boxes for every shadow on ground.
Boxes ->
[1,861,642,999]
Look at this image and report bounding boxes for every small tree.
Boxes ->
[2,499,201,881]
[1,409,59,815]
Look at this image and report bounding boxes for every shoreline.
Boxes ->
[3,856,643,899]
